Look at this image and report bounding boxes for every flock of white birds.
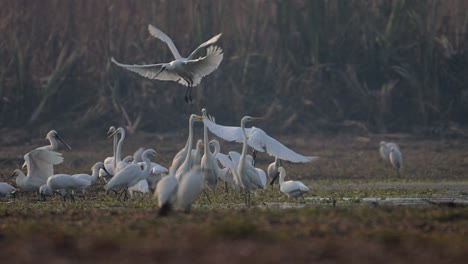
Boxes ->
[0,25,404,215]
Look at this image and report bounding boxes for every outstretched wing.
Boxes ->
[148,24,182,59]
[203,116,250,143]
[184,46,223,86]
[247,128,318,163]
[187,33,222,60]
[215,153,235,171]
[24,149,64,186]
[111,58,179,81]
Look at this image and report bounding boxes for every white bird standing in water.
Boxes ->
[389,147,403,177]
[176,166,204,212]
[111,24,223,103]
[273,167,309,200]
[39,174,91,201]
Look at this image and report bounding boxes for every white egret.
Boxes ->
[389,147,403,177]
[132,148,168,191]
[128,179,149,200]
[108,127,133,174]
[154,167,178,216]
[175,115,203,182]
[275,167,310,200]
[170,115,203,172]
[176,166,204,212]
[267,157,282,186]
[215,151,242,190]
[104,149,157,199]
[191,139,203,168]
[0,182,16,200]
[39,174,91,201]
[11,149,64,192]
[200,109,219,191]
[202,114,318,163]
[111,24,223,103]
[379,141,400,161]
[237,116,268,205]
[72,162,109,195]
[100,126,117,177]
[209,140,232,188]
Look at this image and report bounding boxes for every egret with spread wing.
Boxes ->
[202,114,318,163]
[111,24,223,103]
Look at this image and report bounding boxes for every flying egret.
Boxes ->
[39,174,91,201]
[176,166,204,212]
[154,167,178,216]
[11,149,64,192]
[175,115,204,182]
[389,147,403,177]
[0,182,16,200]
[273,167,310,200]
[128,179,150,200]
[202,113,318,163]
[379,141,400,161]
[72,162,109,195]
[268,157,282,186]
[104,149,157,200]
[111,24,223,103]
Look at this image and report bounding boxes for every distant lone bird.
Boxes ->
[389,147,403,177]
[111,24,223,103]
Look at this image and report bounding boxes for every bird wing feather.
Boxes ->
[247,128,318,163]
[147,24,182,59]
[111,58,179,81]
[24,149,63,186]
[215,153,235,171]
[187,33,222,60]
[203,117,249,143]
[184,46,223,85]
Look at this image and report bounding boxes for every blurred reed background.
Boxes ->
[0,0,467,138]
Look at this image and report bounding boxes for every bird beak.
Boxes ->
[195,115,204,121]
[7,171,16,180]
[106,127,115,135]
[270,173,279,186]
[102,166,111,177]
[155,67,165,78]
[108,130,118,138]
[252,117,264,120]
[56,134,72,150]
[22,161,27,170]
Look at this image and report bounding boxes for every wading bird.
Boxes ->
[202,114,318,163]
[73,162,109,195]
[128,179,149,200]
[104,149,158,200]
[0,182,16,200]
[379,141,400,161]
[11,149,64,192]
[209,140,232,191]
[176,166,204,212]
[37,130,72,151]
[200,109,218,191]
[389,147,403,177]
[40,174,91,201]
[111,24,223,103]
[175,115,204,182]
[273,167,309,200]
[155,167,178,216]
[100,126,117,177]
[267,157,282,187]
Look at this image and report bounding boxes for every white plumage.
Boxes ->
[40,174,91,201]
[277,167,310,199]
[200,109,218,191]
[176,166,204,212]
[175,115,203,182]
[267,157,282,185]
[154,167,178,216]
[127,179,149,200]
[202,115,318,163]
[379,141,400,161]
[111,24,223,103]
[73,162,107,195]
[0,182,16,198]
[389,147,403,177]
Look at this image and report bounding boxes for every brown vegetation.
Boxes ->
[0,0,467,137]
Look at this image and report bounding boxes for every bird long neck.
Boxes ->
[141,153,151,178]
[115,130,125,165]
[212,141,220,155]
[16,171,26,187]
[91,166,100,182]
[203,123,209,156]
[48,136,58,151]
[240,119,248,166]
[279,170,285,184]
[184,119,195,167]
[112,133,119,170]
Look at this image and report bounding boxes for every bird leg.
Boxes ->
[224,181,229,193]
[117,189,126,201]
[203,190,212,205]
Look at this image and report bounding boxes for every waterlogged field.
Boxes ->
[1,132,468,263]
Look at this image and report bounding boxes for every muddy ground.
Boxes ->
[1,131,468,263]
